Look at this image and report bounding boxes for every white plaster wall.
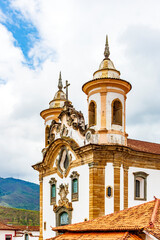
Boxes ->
[106,91,124,131]
[15,232,39,240]
[43,164,89,239]
[105,163,114,214]
[88,93,101,131]
[0,230,15,240]
[128,167,160,208]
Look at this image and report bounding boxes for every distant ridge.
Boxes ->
[0,206,39,226]
[0,177,39,211]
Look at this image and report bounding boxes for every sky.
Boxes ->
[0,0,160,184]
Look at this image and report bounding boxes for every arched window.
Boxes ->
[133,172,148,200]
[89,101,96,127]
[70,171,79,201]
[60,212,69,226]
[49,178,57,205]
[112,99,122,125]
[72,179,78,194]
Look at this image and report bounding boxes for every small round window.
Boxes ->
[106,186,113,198]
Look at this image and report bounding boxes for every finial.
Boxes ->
[58,71,63,90]
[104,35,110,59]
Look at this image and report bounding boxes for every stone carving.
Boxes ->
[58,184,69,206]
[48,120,61,144]
[70,171,79,179]
[59,101,86,135]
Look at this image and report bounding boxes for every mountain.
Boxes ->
[0,177,39,211]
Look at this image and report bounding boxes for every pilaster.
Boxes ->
[123,165,129,209]
[39,174,43,240]
[88,162,105,219]
[113,161,121,212]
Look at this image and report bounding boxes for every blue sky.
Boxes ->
[0,0,39,66]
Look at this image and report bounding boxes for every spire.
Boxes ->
[58,71,63,90]
[104,35,110,59]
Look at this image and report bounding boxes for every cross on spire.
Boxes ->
[64,80,70,101]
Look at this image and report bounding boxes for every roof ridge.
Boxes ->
[128,138,160,145]
[121,231,129,239]
[148,197,160,228]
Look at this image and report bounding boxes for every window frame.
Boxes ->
[5,235,12,240]
[106,185,113,198]
[133,172,148,201]
[49,178,57,205]
[70,171,80,202]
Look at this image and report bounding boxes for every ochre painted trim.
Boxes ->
[123,166,128,209]
[100,92,107,129]
[82,78,131,95]
[39,177,43,240]
[89,163,105,219]
[113,162,120,212]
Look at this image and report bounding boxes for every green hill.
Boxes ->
[0,177,39,210]
[0,206,39,225]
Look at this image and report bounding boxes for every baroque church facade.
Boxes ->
[33,37,160,240]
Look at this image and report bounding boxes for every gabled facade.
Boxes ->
[32,37,160,240]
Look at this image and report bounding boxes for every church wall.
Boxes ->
[105,163,114,214]
[128,167,160,208]
[42,164,89,239]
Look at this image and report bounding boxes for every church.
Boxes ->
[32,36,160,240]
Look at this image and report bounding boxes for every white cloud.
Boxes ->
[0,0,160,183]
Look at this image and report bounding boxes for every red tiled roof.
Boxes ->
[0,223,16,230]
[53,199,160,233]
[50,232,143,240]
[12,225,39,231]
[127,138,160,154]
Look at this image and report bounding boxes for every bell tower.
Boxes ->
[82,36,132,145]
[40,72,66,147]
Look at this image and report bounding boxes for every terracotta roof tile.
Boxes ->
[13,225,39,231]
[53,199,159,233]
[0,222,16,230]
[127,139,160,154]
[49,232,143,240]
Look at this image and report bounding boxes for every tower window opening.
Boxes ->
[112,100,122,125]
[89,101,96,127]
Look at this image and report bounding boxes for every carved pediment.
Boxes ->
[58,102,86,135]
